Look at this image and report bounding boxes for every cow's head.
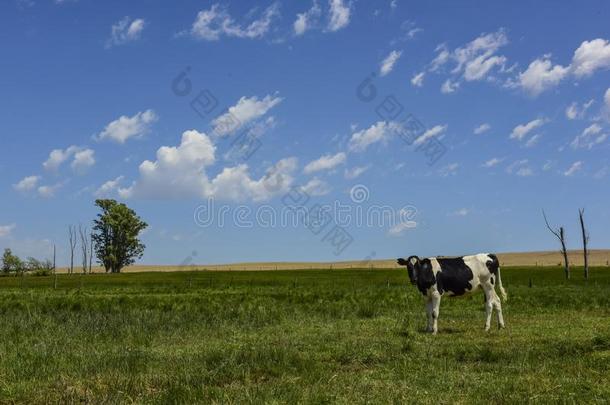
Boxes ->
[397,255,420,285]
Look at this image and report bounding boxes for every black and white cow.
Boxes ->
[397,253,506,334]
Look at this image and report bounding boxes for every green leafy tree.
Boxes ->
[92,199,148,273]
[2,248,23,274]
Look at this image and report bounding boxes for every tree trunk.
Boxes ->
[560,227,570,279]
[579,208,589,280]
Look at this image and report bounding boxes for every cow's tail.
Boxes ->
[497,266,507,302]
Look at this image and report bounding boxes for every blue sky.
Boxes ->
[2,0,610,266]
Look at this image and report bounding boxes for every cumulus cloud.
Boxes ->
[414,124,447,146]
[96,109,157,143]
[348,121,402,152]
[380,50,402,76]
[411,71,425,87]
[189,3,279,40]
[13,175,41,192]
[328,0,351,31]
[0,224,16,238]
[43,146,95,172]
[294,1,321,35]
[419,30,508,92]
[510,118,547,141]
[344,165,369,179]
[570,123,608,149]
[106,17,146,48]
[303,152,346,174]
[440,79,459,94]
[95,176,125,198]
[37,182,64,198]
[474,123,491,135]
[514,55,569,96]
[564,161,583,177]
[71,149,95,174]
[212,95,282,136]
[300,177,331,196]
[514,38,610,96]
[119,129,297,202]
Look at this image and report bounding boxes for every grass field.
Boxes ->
[0,266,609,403]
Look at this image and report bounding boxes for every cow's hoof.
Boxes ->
[484,326,491,332]
[498,324,505,329]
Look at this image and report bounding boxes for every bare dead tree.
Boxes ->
[53,244,57,289]
[78,224,88,274]
[68,225,77,275]
[579,208,589,280]
[543,209,570,279]
[88,233,94,274]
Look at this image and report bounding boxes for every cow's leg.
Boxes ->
[431,292,441,335]
[493,292,505,329]
[482,284,494,331]
[425,297,433,332]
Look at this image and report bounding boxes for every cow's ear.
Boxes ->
[397,258,408,266]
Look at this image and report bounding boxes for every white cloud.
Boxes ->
[95,176,125,198]
[13,175,40,192]
[440,79,459,93]
[525,133,542,148]
[565,99,594,120]
[43,145,95,173]
[348,121,401,152]
[474,123,491,135]
[514,38,610,96]
[380,50,402,76]
[510,118,547,141]
[37,182,63,198]
[570,123,608,149]
[571,38,610,78]
[119,129,297,202]
[303,152,346,174]
[482,157,502,168]
[300,177,331,196]
[212,95,282,136]
[438,162,459,177]
[106,17,146,48]
[190,3,279,41]
[96,109,157,143]
[344,165,369,179]
[514,55,569,96]
[414,124,447,146]
[388,220,417,236]
[411,71,425,87]
[71,149,95,174]
[506,159,532,176]
[327,0,351,32]
[294,1,321,35]
[0,224,16,238]
[564,161,583,177]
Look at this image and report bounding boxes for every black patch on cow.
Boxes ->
[435,257,474,296]
[415,259,436,295]
[486,254,499,275]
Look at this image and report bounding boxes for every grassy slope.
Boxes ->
[0,267,608,403]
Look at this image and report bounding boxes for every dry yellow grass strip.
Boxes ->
[54,249,610,273]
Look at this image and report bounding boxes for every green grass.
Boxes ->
[0,266,608,404]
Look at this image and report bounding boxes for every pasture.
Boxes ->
[0,266,608,403]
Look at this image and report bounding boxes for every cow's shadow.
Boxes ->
[415,327,464,334]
